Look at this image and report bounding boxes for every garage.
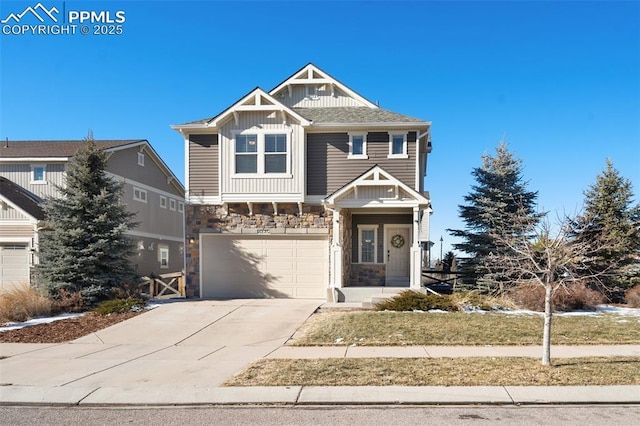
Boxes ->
[0,243,30,290]
[200,234,328,299]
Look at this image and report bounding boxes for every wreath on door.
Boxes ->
[391,234,405,248]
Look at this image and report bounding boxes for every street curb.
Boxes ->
[1,385,639,407]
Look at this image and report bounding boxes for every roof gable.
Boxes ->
[0,177,45,221]
[325,165,430,207]
[269,63,378,109]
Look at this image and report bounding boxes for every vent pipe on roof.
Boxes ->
[4,137,7,148]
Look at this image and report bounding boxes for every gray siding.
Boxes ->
[189,134,219,197]
[0,163,66,199]
[306,132,417,196]
[107,147,183,198]
[351,214,412,263]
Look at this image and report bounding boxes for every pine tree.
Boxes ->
[448,142,542,290]
[571,160,640,291]
[36,140,139,303]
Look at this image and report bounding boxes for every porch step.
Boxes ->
[334,287,408,304]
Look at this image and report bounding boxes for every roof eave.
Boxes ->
[309,121,430,128]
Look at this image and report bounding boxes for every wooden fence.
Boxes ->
[140,272,185,299]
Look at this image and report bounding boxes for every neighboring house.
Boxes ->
[0,140,185,290]
[172,64,432,301]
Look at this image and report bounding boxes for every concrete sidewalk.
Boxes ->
[1,299,639,406]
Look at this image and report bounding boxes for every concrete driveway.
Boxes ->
[0,299,321,388]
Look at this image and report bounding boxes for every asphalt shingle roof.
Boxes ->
[0,140,145,158]
[293,107,426,124]
[0,177,45,220]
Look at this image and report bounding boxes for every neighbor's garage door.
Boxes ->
[201,235,328,299]
[0,243,30,290]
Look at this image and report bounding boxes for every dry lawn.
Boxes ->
[291,311,640,346]
[224,357,640,387]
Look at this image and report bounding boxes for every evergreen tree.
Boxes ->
[448,142,543,290]
[571,160,640,291]
[36,140,139,303]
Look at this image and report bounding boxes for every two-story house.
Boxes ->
[0,140,185,290]
[172,64,432,301]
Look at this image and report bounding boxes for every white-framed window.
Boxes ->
[30,165,47,184]
[133,187,147,203]
[159,196,167,209]
[348,133,368,159]
[233,131,290,176]
[159,245,169,269]
[388,133,408,158]
[169,198,176,211]
[358,225,378,264]
[178,202,184,213]
[137,152,145,166]
[306,85,318,99]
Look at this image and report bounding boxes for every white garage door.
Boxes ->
[201,235,328,299]
[0,244,30,291]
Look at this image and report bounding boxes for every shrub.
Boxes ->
[375,290,458,312]
[450,291,514,311]
[50,289,86,315]
[94,298,146,315]
[625,286,640,308]
[507,282,605,312]
[0,284,51,323]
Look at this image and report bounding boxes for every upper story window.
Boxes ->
[133,187,147,203]
[160,196,167,209]
[306,85,319,100]
[388,133,408,159]
[178,202,184,213]
[137,152,145,166]
[30,165,47,184]
[265,134,287,173]
[348,133,368,159]
[169,199,176,211]
[234,132,290,176]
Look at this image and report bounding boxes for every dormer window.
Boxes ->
[234,131,290,176]
[348,133,368,159]
[388,133,409,159]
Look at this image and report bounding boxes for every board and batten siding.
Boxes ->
[189,134,219,198]
[0,164,66,200]
[219,112,302,196]
[306,132,417,196]
[281,85,364,109]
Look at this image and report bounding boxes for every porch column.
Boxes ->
[410,207,422,289]
[330,207,343,289]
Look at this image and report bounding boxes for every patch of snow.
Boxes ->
[335,337,344,344]
[0,312,85,332]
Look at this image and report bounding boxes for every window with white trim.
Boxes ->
[159,245,169,269]
[133,187,147,203]
[388,133,408,158]
[234,132,289,175]
[358,225,378,264]
[137,152,145,166]
[348,133,368,159]
[160,196,167,209]
[169,199,176,211]
[178,202,184,213]
[30,165,47,184]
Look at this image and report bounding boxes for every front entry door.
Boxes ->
[385,225,411,284]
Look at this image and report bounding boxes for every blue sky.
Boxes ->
[1,0,639,255]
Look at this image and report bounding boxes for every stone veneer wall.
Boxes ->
[349,264,386,286]
[185,203,331,297]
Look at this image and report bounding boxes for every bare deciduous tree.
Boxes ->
[485,217,614,365]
